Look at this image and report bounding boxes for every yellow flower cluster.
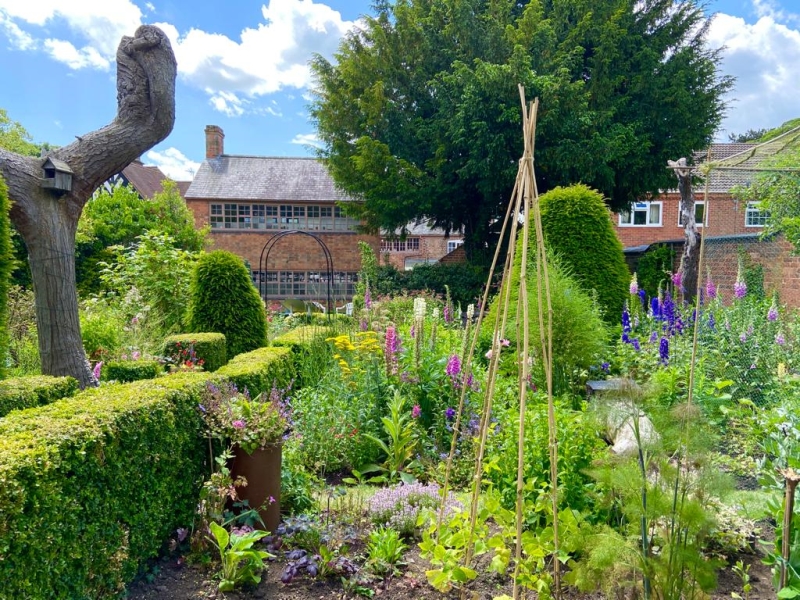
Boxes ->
[326,332,383,377]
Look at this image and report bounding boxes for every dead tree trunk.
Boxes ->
[0,25,176,387]
[668,158,700,304]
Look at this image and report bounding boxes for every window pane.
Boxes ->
[633,210,647,225]
[649,204,660,224]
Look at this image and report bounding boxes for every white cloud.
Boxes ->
[0,0,355,116]
[0,0,142,63]
[0,12,35,50]
[708,12,800,138]
[145,147,200,181]
[291,133,323,148]
[157,0,353,111]
[44,38,109,69]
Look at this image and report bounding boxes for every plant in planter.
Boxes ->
[200,381,289,532]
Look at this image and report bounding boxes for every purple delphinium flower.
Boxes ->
[651,296,661,320]
[621,305,631,333]
[733,280,747,299]
[632,338,641,352]
[708,312,715,330]
[649,330,658,344]
[739,332,747,343]
[445,407,456,421]
[621,332,630,344]
[659,337,669,366]
[638,289,647,310]
[776,332,786,346]
[445,354,461,379]
[662,292,676,332]
[601,362,610,374]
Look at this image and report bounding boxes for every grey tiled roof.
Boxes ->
[695,143,762,193]
[184,156,356,202]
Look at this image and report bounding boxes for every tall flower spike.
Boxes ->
[768,295,779,322]
[629,273,639,296]
[734,256,747,299]
[659,337,669,366]
[705,269,717,300]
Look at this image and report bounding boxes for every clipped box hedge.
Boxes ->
[216,346,295,398]
[0,375,79,418]
[0,372,208,599]
[162,332,227,373]
[103,360,162,383]
[271,325,333,352]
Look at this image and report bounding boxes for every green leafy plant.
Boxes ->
[360,388,420,484]
[365,526,407,577]
[418,508,484,593]
[731,559,752,600]
[209,521,272,591]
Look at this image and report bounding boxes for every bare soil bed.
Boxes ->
[126,543,775,600]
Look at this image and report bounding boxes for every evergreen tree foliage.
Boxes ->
[0,175,13,377]
[539,184,629,321]
[186,251,267,359]
[310,0,732,256]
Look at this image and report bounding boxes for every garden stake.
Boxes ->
[524,89,560,599]
[435,172,520,544]
[779,467,800,590]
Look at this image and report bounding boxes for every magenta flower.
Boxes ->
[733,280,747,299]
[705,276,717,299]
[232,420,246,429]
[672,270,683,289]
[411,405,421,419]
[131,350,141,360]
[92,361,103,381]
[443,305,452,323]
[629,274,639,296]
[445,354,461,378]
[384,326,399,375]
[364,284,372,309]
[776,332,786,346]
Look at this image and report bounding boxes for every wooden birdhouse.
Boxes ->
[41,157,73,193]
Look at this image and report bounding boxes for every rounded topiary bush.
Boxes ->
[186,251,267,359]
[539,184,630,322]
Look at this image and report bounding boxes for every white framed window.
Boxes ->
[619,201,662,227]
[447,239,464,253]
[381,238,421,252]
[677,201,705,228]
[745,202,769,228]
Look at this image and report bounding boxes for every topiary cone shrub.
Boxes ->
[539,184,630,322]
[186,251,268,359]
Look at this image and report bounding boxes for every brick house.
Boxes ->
[184,126,380,303]
[100,158,190,199]
[612,143,800,306]
[381,221,464,270]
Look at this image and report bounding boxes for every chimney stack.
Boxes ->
[205,125,224,159]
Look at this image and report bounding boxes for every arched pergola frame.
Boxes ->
[258,230,335,317]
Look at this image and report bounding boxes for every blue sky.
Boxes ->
[0,0,798,180]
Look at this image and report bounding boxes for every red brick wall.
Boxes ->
[187,198,379,276]
[613,193,758,247]
[381,235,461,270]
[703,236,800,307]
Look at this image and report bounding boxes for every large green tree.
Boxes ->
[76,181,207,294]
[310,0,732,257]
